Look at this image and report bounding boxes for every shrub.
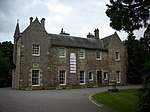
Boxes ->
[138,82,150,112]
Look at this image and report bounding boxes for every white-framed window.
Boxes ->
[89,72,93,81]
[70,53,76,73]
[103,72,108,80]
[115,52,120,61]
[59,48,66,58]
[59,70,66,85]
[80,71,85,84]
[79,49,85,59]
[116,71,121,83]
[32,45,40,56]
[96,50,102,60]
[31,70,40,86]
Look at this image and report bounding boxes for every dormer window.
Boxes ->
[79,49,85,59]
[115,52,120,61]
[32,45,40,56]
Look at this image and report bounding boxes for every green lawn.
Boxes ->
[92,89,141,112]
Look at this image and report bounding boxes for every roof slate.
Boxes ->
[14,21,20,40]
[101,34,113,46]
[49,33,111,50]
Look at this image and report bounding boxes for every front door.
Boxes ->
[97,71,102,85]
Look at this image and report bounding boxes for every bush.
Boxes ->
[0,77,7,87]
[138,82,150,112]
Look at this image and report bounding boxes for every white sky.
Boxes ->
[0,0,146,42]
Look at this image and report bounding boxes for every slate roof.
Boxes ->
[49,34,108,50]
[14,21,20,40]
[101,34,113,46]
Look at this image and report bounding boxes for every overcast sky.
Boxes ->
[0,0,146,42]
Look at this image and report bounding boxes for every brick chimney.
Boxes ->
[29,17,33,24]
[41,18,45,28]
[94,28,99,39]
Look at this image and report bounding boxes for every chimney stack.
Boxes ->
[94,28,99,39]
[87,33,94,38]
[41,18,45,28]
[29,17,33,24]
[60,28,70,36]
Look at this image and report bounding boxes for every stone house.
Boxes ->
[12,17,127,90]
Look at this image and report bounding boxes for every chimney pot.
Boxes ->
[87,32,94,38]
[29,17,33,24]
[41,18,45,28]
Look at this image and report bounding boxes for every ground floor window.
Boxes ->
[89,72,93,81]
[103,72,108,80]
[116,71,121,83]
[80,71,85,84]
[59,70,66,85]
[32,70,40,86]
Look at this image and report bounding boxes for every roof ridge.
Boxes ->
[49,33,107,50]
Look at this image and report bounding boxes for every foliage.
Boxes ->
[0,51,11,87]
[0,41,14,87]
[93,89,140,112]
[106,0,150,34]
[138,61,150,112]
[106,0,150,84]
[124,33,149,84]
[106,1,150,111]
[109,80,116,83]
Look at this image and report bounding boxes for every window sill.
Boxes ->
[97,59,101,60]
[32,54,40,56]
[32,85,40,86]
[89,79,93,81]
[60,84,66,86]
[59,56,66,58]
[80,83,85,85]
[79,57,85,59]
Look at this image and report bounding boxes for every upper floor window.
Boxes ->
[115,52,120,61]
[96,50,102,60]
[79,49,85,59]
[59,48,66,58]
[32,45,40,56]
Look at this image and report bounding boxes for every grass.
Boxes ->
[92,89,141,112]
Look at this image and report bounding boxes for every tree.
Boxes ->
[106,0,150,34]
[0,41,14,87]
[106,0,150,83]
[124,33,149,84]
[106,1,150,111]
[0,50,11,87]
[138,61,150,112]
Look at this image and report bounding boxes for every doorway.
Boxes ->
[97,71,102,85]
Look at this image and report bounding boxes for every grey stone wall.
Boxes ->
[107,34,127,85]
[12,18,127,90]
[16,19,51,89]
[50,46,109,87]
